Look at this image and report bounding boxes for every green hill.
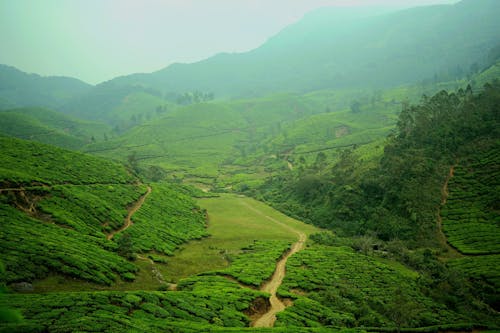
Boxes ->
[0,137,207,288]
[83,90,399,186]
[0,107,110,149]
[257,81,500,318]
[104,0,499,99]
[0,64,91,110]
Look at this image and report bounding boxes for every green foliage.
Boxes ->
[0,107,109,150]
[259,82,500,244]
[0,203,137,285]
[278,245,470,328]
[441,140,500,254]
[448,255,500,306]
[218,240,291,287]
[1,276,267,332]
[0,136,133,185]
[123,182,208,255]
[37,184,145,234]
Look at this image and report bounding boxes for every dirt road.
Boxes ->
[240,201,306,327]
[437,166,462,257]
[107,186,152,240]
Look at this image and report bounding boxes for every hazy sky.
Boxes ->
[0,0,460,84]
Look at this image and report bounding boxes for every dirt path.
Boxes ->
[240,201,306,327]
[437,166,462,258]
[136,254,172,287]
[107,186,152,240]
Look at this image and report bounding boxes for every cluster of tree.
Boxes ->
[175,91,214,105]
[258,80,499,243]
[255,81,500,319]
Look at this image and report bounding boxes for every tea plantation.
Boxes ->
[441,140,500,255]
[0,137,209,288]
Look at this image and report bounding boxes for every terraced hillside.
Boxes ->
[441,139,500,307]
[0,137,207,288]
[0,107,109,150]
[84,89,407,189]
[441,140,500,255]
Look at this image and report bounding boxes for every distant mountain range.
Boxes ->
[108,0,500,97]
[0,64,91,110]
[1,0,499,121]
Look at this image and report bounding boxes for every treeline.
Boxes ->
[257,80,500,244]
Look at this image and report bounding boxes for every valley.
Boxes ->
[1,0,500,332]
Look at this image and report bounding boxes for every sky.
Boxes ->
[0,0,460,85]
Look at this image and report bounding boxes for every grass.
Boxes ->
[38,184,146,234]
[218,240,292,287]
[159,194,319,282]
[447,254,500,292]
[83,86,407,188]
[0,137,211,290]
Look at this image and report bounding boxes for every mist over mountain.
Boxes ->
[2,0,499,123]
[0,65,91,110]
[106,0,499,98]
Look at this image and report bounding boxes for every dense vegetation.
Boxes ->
[0,137,208,288]
[217,240,291,287]
[0,136,133,185]
[120,182,208,256]
[258,82,499,242]
[255,82,500,325]
[441,141,500,254]
[276,238,496,329]
[1,277,267,332]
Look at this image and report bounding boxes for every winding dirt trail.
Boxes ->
[107,186,152,240]
[240,201,306,327]
[437,166,462,257]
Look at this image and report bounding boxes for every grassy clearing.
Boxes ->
[160,194,319,282]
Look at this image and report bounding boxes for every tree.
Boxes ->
[117,234,136,261]
[385,288,420,332]
[350,100,361,113]
[127,153,139,174]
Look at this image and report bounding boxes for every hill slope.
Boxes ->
[0,64,91,110]
[0,108,109,149]
[105,0,499,99]
[0,137,207,288]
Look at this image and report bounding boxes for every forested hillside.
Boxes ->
[256,81,500,316]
